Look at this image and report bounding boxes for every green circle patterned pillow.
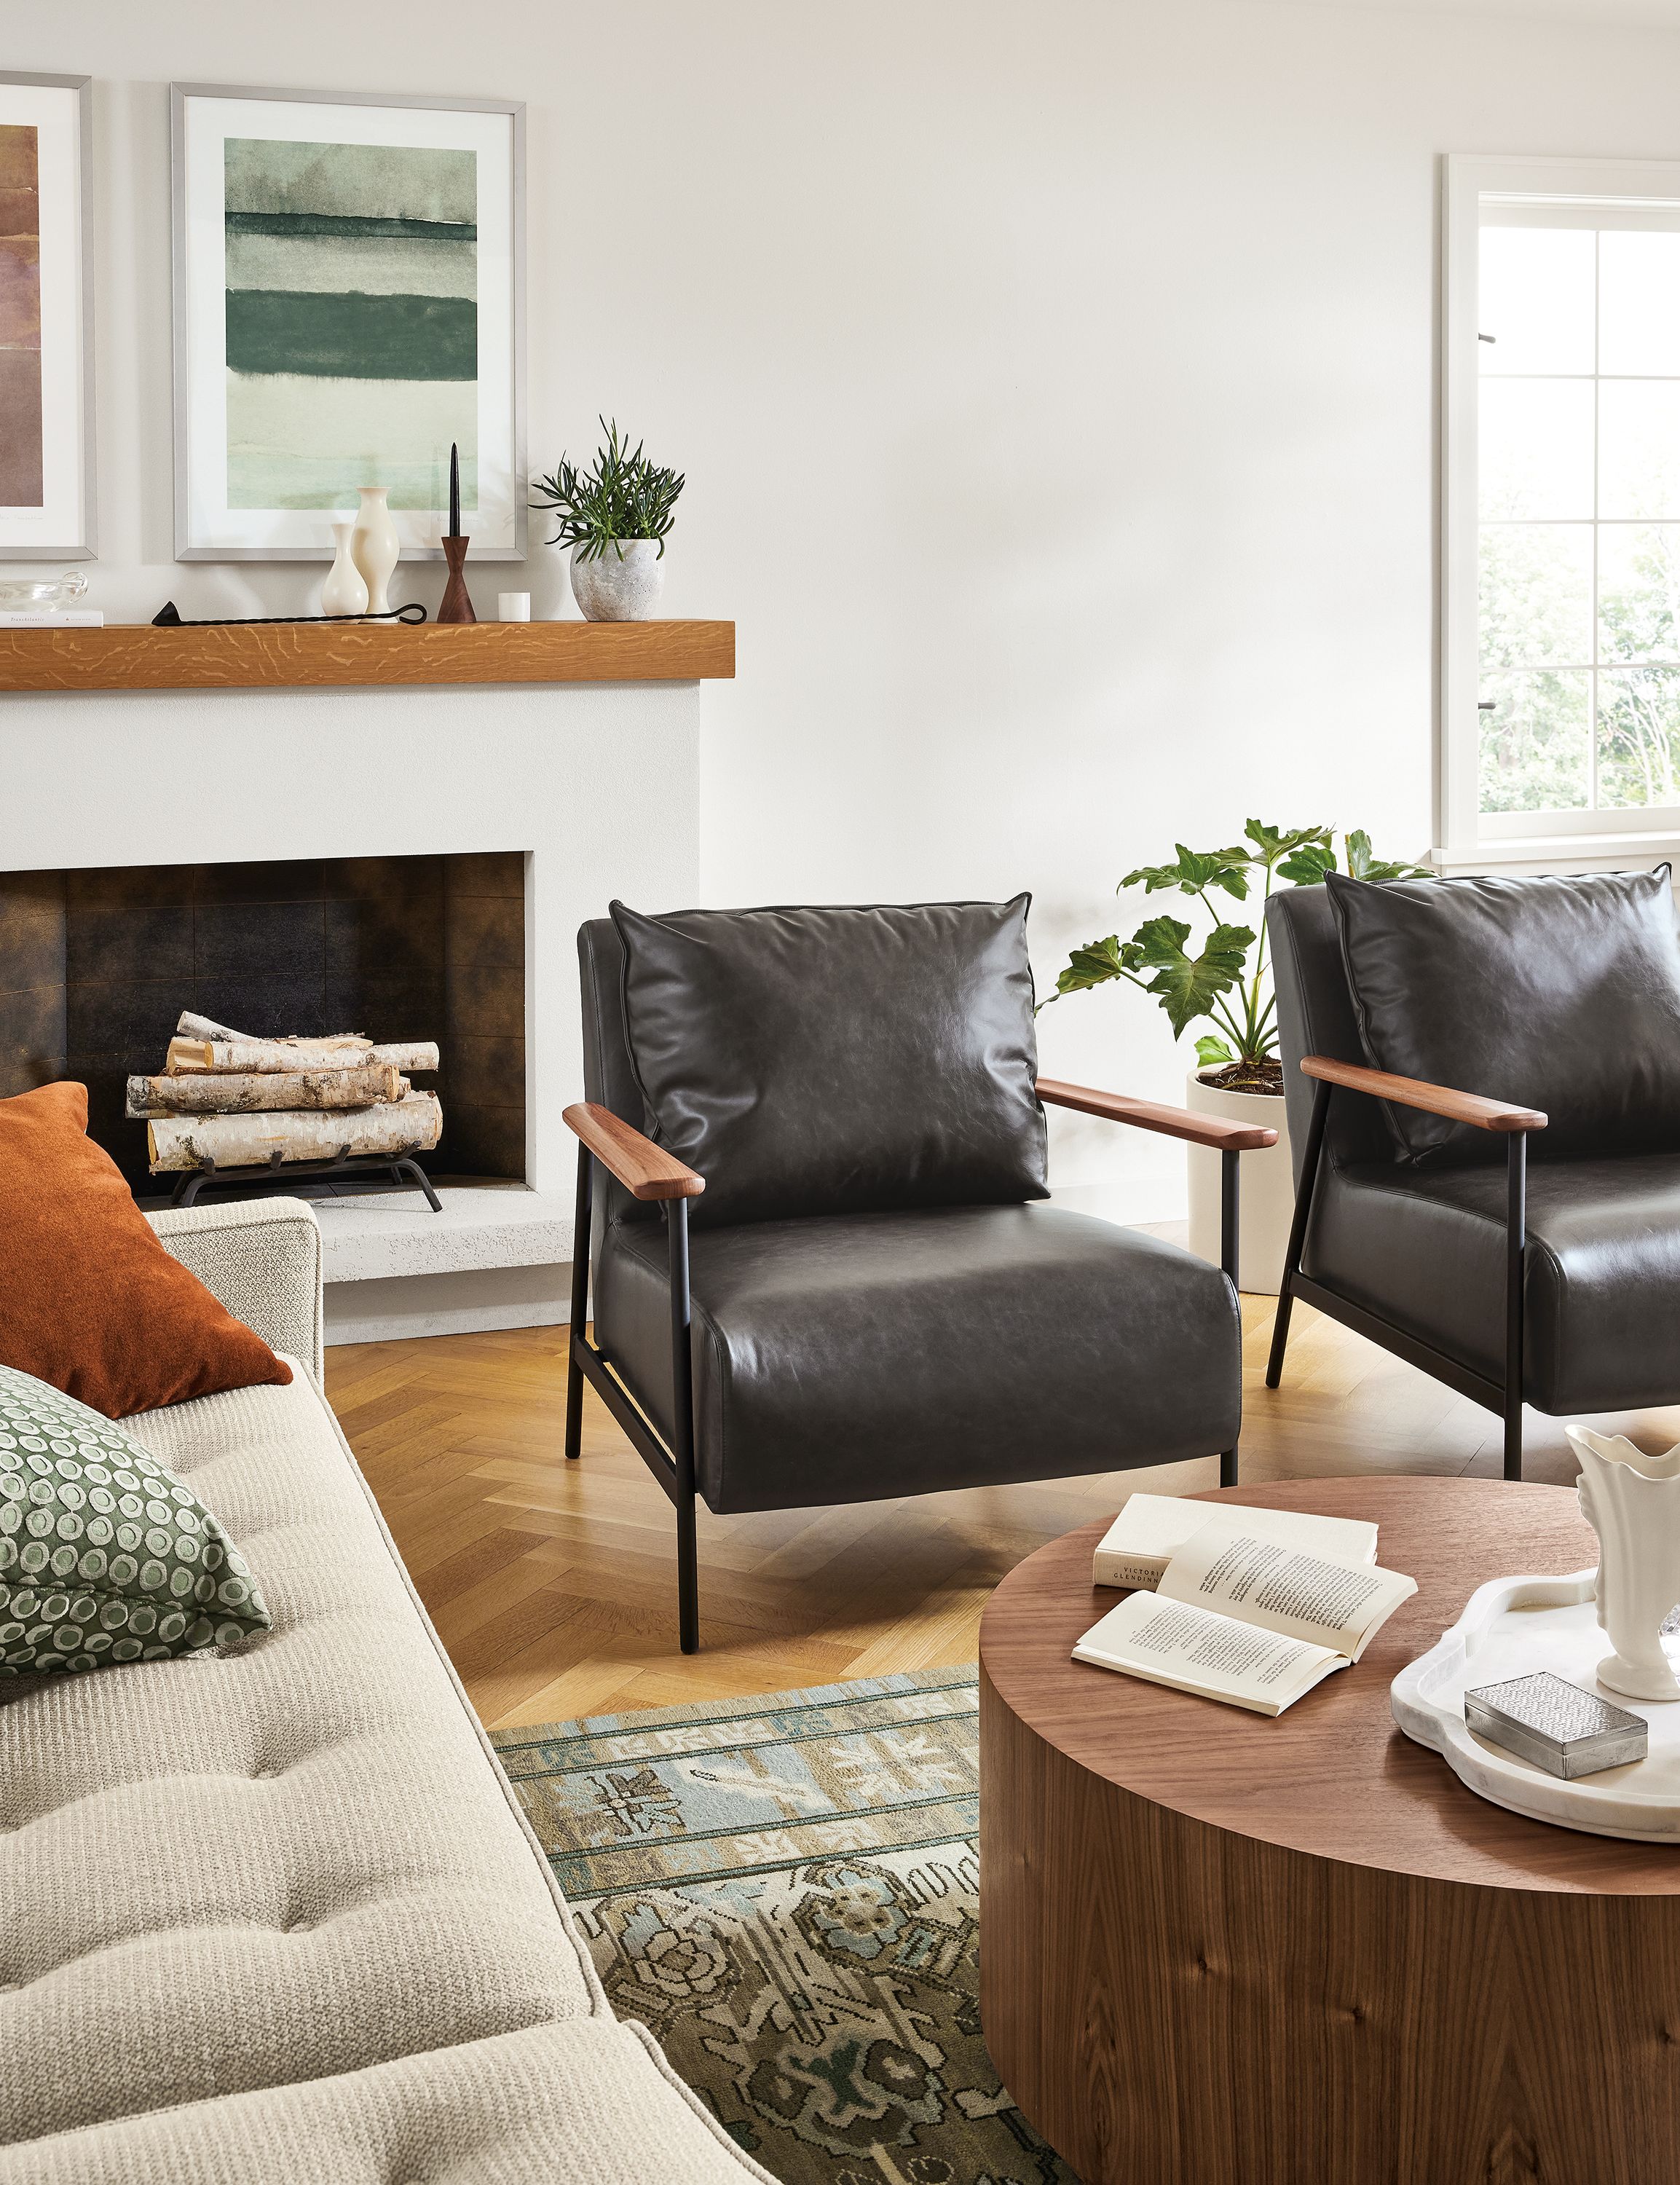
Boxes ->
[0,1362,272,1677]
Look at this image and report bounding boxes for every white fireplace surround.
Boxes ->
[1,677,701,1341]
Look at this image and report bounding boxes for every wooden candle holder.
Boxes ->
[438,535,476,625]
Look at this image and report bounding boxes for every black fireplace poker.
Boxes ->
[150,601,428,628]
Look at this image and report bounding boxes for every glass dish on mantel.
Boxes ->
[0,569,89,608]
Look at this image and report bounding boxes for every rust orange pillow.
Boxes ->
[0,1082,291,1417]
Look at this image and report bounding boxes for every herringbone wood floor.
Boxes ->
[325,1294,1680,1733]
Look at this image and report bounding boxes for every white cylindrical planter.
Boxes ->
[569,538,665,621]
[1184,1069,1293,1295]
[350,486,400,615]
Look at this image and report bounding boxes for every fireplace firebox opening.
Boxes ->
[0,852,525,1198]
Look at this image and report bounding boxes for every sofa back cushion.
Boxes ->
[1326,867,1680,1164]
[610,897,1048,1227]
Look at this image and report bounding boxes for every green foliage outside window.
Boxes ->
[1479,525,1680,814]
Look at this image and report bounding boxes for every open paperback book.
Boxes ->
[1074,1520,1418,1716]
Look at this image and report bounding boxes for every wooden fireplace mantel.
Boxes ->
[0,618,736,693]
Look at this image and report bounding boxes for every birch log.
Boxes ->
[127,1063,405,1119]
[147,1091,443,1173]
[166,1034,440,1076]
[178,1012,368,1046]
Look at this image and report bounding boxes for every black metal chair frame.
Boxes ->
[1266,1065,1545,1481]
[564,1079,1272,1652]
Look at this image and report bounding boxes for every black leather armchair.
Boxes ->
[1266,870,1680,1481]
[564,902,1277,1649]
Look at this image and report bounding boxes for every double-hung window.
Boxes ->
[1442,155,1680,869]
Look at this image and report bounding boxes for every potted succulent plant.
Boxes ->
[530,418,685,621]
[1044,821,1429,1292]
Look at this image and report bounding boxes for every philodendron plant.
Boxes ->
[1044,820,1430,1093]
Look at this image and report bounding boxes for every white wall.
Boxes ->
[10,0,1680,1213]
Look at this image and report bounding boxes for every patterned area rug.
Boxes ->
[492,1669,1077,2185]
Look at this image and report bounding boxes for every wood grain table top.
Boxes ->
[979,1476,1680,1897]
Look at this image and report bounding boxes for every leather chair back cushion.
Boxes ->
[610,897,1049,1227]
[1327,867,1680,1164]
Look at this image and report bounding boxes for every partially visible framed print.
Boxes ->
[0,73,95,560]
[171,84,525,560]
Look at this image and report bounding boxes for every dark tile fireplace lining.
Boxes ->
[0,853,526,1194]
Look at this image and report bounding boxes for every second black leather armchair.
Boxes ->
[1267,870,1680,1480]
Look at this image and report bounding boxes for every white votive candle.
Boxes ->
[497,592,531,622]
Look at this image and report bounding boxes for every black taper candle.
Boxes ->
[449,441,460,538]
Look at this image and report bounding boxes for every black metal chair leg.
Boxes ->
[669,1197,700,1653]
[1266,1076,1332,1390]
[1219,1449,1239,1489]
[564,1143,591,1461]
[1504,1132,1527,1482]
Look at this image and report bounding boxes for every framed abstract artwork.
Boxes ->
[0,73,95,560]
[170,84,525,561]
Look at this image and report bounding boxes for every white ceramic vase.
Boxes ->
[1184,1070,1293,1294]
[569,538,664,621]
[320,521,369,618]
[1569,1425,1680,1701]
[350,487,399,616]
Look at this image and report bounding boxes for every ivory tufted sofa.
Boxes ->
[0,1197,767,2184]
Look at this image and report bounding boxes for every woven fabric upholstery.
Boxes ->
[146,1199,325,1387]
[5,2020,764,2184]
[0,1364,765,2179]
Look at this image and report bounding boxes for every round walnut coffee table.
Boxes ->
[979,1476,1680,2185]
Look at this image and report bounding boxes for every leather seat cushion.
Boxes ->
[1326,867,1680,1165]
[594,1203,1241,1512]
[1304,1151,1680,1412]
[610,897,1048,1227]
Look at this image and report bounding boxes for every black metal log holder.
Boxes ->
[165,1145,443,1213]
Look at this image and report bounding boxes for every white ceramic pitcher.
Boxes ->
[1569,1425,1680,1701]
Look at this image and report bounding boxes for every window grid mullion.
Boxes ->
[1591,228,1601,812]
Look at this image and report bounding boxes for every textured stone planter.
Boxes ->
[569,538,665,621]
[1184,1068,1293,1295]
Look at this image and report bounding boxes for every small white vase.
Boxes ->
[1184,1069,1293,1294]
[569,538,665,621]
[320,521,369,618]
[1569,1425,1680,1701]
[350,487,400,616]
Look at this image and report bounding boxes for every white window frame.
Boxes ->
[1441,153,1680,874]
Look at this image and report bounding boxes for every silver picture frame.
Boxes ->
[170,82,526,562]
[0,71,96,561]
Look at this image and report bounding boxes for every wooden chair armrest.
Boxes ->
[1300,1056,1547,1133]
[564,1102,706,1200]
[1036,1076,1279,1153]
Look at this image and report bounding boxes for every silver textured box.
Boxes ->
[1464,1671,1648,1779]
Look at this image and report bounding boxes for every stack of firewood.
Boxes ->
[131,1012,443,1175]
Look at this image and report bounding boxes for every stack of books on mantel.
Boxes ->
[1076,1494,1417,1717]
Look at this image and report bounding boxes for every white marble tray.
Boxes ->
[1392,1570,1680,1842]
